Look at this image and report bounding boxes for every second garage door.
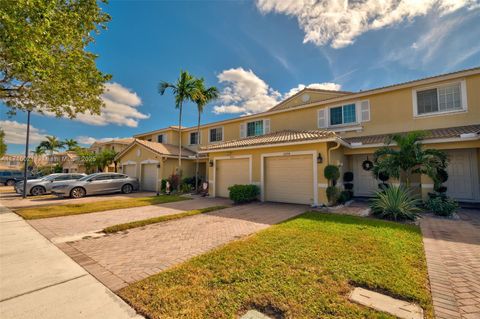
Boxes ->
[123,164,136,178]
[141,163,157,191]
[264,155,313,205]
[215,158,250,197]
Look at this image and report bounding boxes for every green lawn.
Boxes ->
[120,212,433,319]
[103,205,229,233]
[15,195,188,219]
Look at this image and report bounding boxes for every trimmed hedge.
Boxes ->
[228,184,260,204]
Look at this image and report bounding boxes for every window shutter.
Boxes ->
[263,119,271,134]
[360,100,370,122]
[163,134,167,144]
[317,109,327,128]
[240,123,246,138]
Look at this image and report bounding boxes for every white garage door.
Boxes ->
[445,149,479,201]
[215,158,250,197]
[141,164,157,191]
[264,155,313,205]
[353,154,377,197]
[123,164,136,178]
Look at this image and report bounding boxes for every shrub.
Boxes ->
[167,174,180,191]
[180,183,192,193]
[425,196,458,217]
[161,179,167,192]
[343,172,353,182]
[433,185,447,194]
[326,186,340,205]
[324,165,340,184]
[338,190,351,204]
[182,176,201,188]
[436,169,448,183]
[344,183,354,190]
[228,184,260,204]
[378,183,390,191]
[370,186,422,221]
[378,171,390,182]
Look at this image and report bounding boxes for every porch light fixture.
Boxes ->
[317,153,323,164]
[209,160,214,167]
[157,164,160,168]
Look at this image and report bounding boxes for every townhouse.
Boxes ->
[90,138,134,172]
[115,67,480,205]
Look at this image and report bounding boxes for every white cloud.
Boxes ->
[255,0,477,48]
[284,82,342,98]
[213,68,342,115]
[0,120,47,144]
[76,136,120,145]
[213,68,282,115]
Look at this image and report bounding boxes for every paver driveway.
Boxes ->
[56,202,305,291]
[421,209,480,319]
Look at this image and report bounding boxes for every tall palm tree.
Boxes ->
[38,136,64,156]
[158,71,199,189]
[373,131,447,188]
[193,78,219,191]
[64,138,79,151]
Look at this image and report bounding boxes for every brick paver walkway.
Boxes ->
[56,202,305,291]
[421,209,480,319]
[28,197,231,240]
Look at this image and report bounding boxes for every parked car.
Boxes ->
[51,173,139,198]
[15,173,86,196]
[0,170,42,186]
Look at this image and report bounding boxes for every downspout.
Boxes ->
[327,140,341,165]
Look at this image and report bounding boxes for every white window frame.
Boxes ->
[245,119,269,137]
[327,103,358,127]
[157,134,166,144]
[189,131,200,145]
[412,80,467,118]
[208,126,224,143]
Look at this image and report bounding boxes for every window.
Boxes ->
[147,139,152,142]
[416,83,463,115]
[247,120,264,137]
[329,103,356,126]
[190,132,199,145]
[209,127,223,142]
[157,134,164,143]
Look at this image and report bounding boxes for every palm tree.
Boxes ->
[192,78,219,191]
[373,131,447,188]
[64,138,79,151]
[38,136,65,156]
[158,71,200,189]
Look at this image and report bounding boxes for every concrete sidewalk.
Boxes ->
[0,204,142,319]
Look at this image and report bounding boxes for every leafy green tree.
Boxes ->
[0,0,111,117]
[373,131,447,188]
[76,149,97,174]
[0,129,6,157]
[64,138,79,151]
[38,136,65,156]
[95,149,116,172]
[192,78,218,190]
[159,71,200,189]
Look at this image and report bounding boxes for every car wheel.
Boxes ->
[31,186,46,196]
[6,179,15,186]
[70,187,86,198]
[122,184,133,194]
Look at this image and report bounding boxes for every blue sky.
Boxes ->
[2,0,480,153]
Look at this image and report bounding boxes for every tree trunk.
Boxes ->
[194,111,201,192]
[177,101,183,191]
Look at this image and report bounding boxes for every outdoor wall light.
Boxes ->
[209,160,214,167]
[156,164,160,168]
[317,153,323,164]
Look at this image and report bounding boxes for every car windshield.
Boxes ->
[42,175,59,181]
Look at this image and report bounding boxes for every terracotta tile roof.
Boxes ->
[94,138,134,145]
[135,139,196,157]
[343,125,480,146]
[200,130,337,151]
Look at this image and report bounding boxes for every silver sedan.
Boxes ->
[51,173,139,198]
[15,173,86,196]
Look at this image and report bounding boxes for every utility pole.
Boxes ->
[22,109,31,199]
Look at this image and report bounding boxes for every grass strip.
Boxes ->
[103,205,229,233]
[15,195,189,220]
[120,212,433,319]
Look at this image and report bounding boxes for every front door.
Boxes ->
[445,149,478,201]
[353,154,378,197]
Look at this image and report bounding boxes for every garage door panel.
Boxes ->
[216,158,250,198]
[141,164,157,191]
[123,164,136,178]
[265,155,313,205]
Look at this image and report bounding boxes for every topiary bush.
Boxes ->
[343,172,353,182]
[370,186,422,221]
[425,196,458,217]
[161,179,167,192]
[228,184,260,204]
[326,186,340,205]
[324,165,340,185]
[338,190,352,204]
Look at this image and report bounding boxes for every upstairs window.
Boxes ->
[157,134,165,143]
[247,120,264,137]
[329,103,356,126]
[190,132,199,145]
[416,82,463,115]
[209,127,223,142]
